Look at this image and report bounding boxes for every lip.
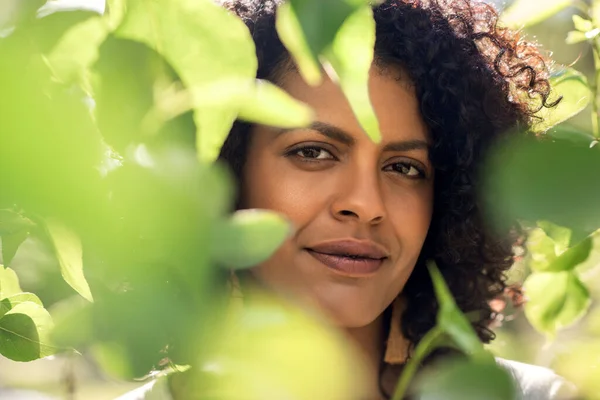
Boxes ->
[306,239,389,277]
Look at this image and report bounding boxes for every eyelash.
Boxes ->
[285,145,427,179]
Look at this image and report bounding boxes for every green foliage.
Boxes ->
[500,0,572,28]
[276,0,382,141]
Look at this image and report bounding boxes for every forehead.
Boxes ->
[274,63,429,144]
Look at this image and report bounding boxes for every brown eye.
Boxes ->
[385,161,425,179]
[294,147,334,160]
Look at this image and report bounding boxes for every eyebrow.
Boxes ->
[275,121,430,153]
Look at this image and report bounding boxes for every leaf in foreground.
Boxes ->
[524,271,591,336]
[0,302,56,362]
[500,0,571,29]
[1,228,29,267]
[212,210,292,269]
[45,218,93,302]
[0,266,23,299]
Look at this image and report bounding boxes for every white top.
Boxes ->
[115,358,577,400]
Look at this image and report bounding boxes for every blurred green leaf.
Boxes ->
[115,0,257,163]
[532,68,592,133]
[483,136,600,235]
[1,228,29,267]
[0,293,44,319]
[213,210,292,270]
[594,0,600,27]
[0,266,23,298]
[413,359,516,400]
[276,2,322,86]
[500,0,571,29]
[545,237,593,272]
[326,6,381,142]
[0,301,56,361]
[554,339,600,399]
[237,80,314,128]
[572,15,594,32]
[548,125,596,145]
[45,15,109,85]
[45,218,93,302]
[537,221,571,251]
[526,228,559,271]
[524,271,591,336]
[566,30,588,44]
[427,261,492,362]
[0,210,34,236]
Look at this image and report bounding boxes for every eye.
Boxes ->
[292,146,334,160]
[385,161,426,179]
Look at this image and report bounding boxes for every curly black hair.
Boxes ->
[218,0,557,396]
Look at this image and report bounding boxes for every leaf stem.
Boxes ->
[391,325,445,400]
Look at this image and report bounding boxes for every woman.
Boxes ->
[121,0,574,399]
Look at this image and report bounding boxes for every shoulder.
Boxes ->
[495,357,578,400]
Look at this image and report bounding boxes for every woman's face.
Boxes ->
[242,65,434,328]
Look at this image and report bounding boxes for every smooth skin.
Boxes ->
[241,65,435,387]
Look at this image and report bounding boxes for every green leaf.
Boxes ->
[482,136,600,235]
[524,271,591,336]
[413,359,516,400]
[276,2,323,86]
[526,228,559,271]
[45,218,93,302]
[0,293,44,319]
[1,229,29,267]
[45,15,109,84]
[0,301,56,361]
[213,210,292,269]
[326,6,381,142]
[545,237,593,272]
[594,0,600,27]
[0,266,23,299]
[500,0,571,29]
[537,221,571,251]
[237,79,314,128]
[115,0,258,163]
[572,15,594,32]
[548,125,596,146]
[532,67,591,133]
[0,210,34,236]
[566,30,588,44]
[427,261,492,362]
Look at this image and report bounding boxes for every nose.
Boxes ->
[330,167,386,225]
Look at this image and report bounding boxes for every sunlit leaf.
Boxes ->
[572,15,594,32]
[483,136,600,235]
[0,301,56,361]
[1,228,29,267]
[0,293,44,318]
[537,221,571,251]
[526,228,558,271]
[413,359,516,400]
[594,0,600,27]
[0,266,23,299]
[45,15,109,84]
[554,339,600,400]
[326,6,380,142]
[566,30,588,44]
[276,2,322,86]
[532,68,592,133]
[427,261,492,362]
[115,0,257,163]
[500,0,571,29]
[524,271,591,336]
[45,218,93,302]
[237,80,314,128]
[0,210,34,236]
[213,210,292,270]
[544,237,593,272]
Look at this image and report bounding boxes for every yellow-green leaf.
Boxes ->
[115,0,258,163]
[500,0,572,29]
[1,229,29,267]
[572,15,594,32]
[566,30,588,44]
[0,301,56,361]
[45,218,93,302]
[326,6,381,142]
[0,210,34,236]
[0,266,23,299]
[532,67,592,133]
[213,210,292,270]
[0,293,44,319]
[276,2,322,86]
[524,271,591,336]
